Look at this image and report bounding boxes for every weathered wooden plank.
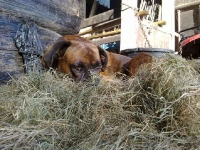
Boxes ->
[120,0,138,50]
[80,9,115,28]
[0,50,23,84]
[133,18,176,49]
[0,0,84,83]
[0,15,20,51]
[79,18,121,35]
[83,0,87,18]
[175,0,200,11]
[162,0,175,50]
[0,0,84,35]
[89,0,98,17]
[0,14,61,84]
[121,0,175,50]
[0,14,61,52]
[92,34,121,45]
[87,29,120,40]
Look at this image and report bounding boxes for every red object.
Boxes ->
[181,33,200,47]
[180,33,200,59]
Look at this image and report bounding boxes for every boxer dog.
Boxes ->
[127,52,153,76]
[42,35,108,82]
[99,51,131,78]
[42,35,152,82]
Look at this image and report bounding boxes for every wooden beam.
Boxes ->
[175,1,200,11]
[87,29,120,40]
[94,18,121,29]
[83,0,86,18]
[79,18,121,35]
[89,0,98,17]
[80,9,115,28]
[193,6,200,35]
[79,27,93,35]
[154,20,166,26]
[120,1,138,50]
[92,34,121,45]
[177,10,181,32]
[138,10,149,17]
[162,0,175,50]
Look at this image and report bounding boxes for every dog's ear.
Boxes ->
[42,37,71,68]
[98,46,108,71]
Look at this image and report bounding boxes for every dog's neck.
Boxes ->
[100,51,131,77]
[106,51,131,67]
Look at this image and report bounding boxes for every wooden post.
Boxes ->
[175,0,200,11]
[120,0,138,51]
[162,0,175,50]
[177,10,181,32]
[83,0,86,18]
[193,6,200,35]
[89,0,98,17]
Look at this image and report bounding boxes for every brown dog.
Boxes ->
[42,35,131,82]
[42,35,152,81]
[99,51,131,77]
[42,35,108,82]
[127,52,153,76]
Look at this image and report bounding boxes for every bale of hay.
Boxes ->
[0,54,199,149]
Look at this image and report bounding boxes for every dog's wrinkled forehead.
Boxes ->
[65,41,101,66]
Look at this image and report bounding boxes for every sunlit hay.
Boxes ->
[129,56,200,135]
[188,58,200,74]
[0,54,199,149]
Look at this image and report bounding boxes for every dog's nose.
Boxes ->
[85,71,91,79]
[81,69,100,84]
[89,67,101,76]
[84,70,97,79]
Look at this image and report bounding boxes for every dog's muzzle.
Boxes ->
[77,68,101,84]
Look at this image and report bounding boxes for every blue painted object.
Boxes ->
[100,41,120,50]
[96,0,110,8]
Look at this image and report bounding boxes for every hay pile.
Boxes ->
[0,54,200,149]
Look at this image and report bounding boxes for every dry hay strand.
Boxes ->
[0,54,200,149]
[187,58,200,74]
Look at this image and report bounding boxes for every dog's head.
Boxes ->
[42,35,108,82]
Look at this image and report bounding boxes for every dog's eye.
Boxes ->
[95,66,102,70]
[74,67,82,71]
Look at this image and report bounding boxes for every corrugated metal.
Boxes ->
[96,0,110,8]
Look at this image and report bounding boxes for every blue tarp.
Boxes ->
[100,41,120,50]
[96,0,110,8]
